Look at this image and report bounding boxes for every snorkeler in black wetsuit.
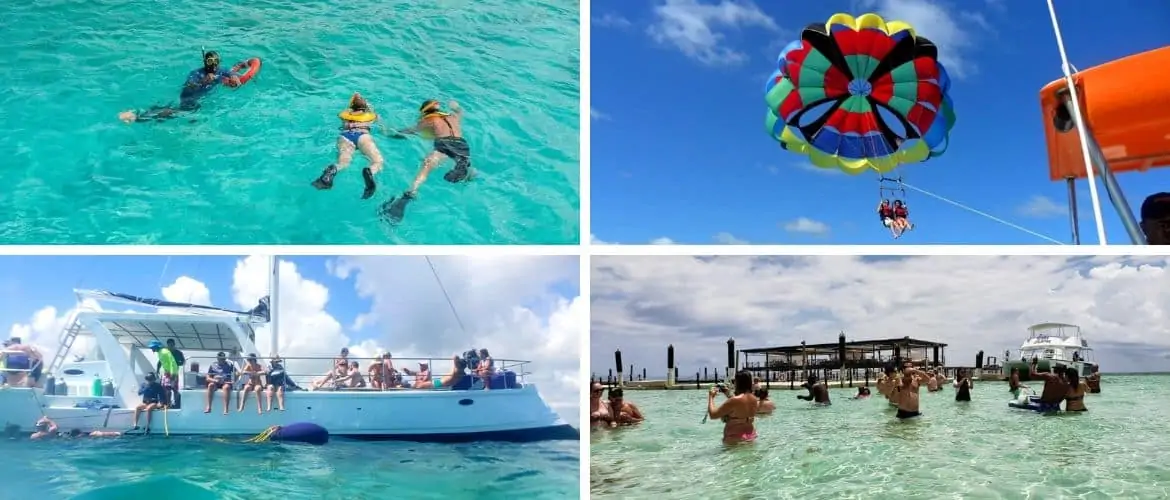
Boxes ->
[118,50,242,123]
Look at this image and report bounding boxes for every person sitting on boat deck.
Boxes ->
[381,100,473,223]
[708,371,756,444]
[891,200,914,238]
[589,382,610,428]
[1140,192,1170,245]
[476,348,495,390]
[311,93,386,200]
[370,352,400,389]
[204,351,237,414]
[344,361,366,388]
[2,337,43,388]
[755,388,776,414]
[1085,365,1101,394]
[238,353,266,414]
[1063,367,1088,412]
[797,375,831,405]
[854,385,871,399]
[402,362,431,388]
[311,359,351,390]
[131,373,166,433]
[30,416,58,440]
[1027,358,1068,413]
[150,339,182,409]
[877,199,896,235]
[954,369,972,402]
[265,356,290,412]
[426,355,466,389]
[118,50,244,123]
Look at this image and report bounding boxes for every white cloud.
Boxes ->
[594,13,632,29]
[591,256,1170,379]
[859,0,991,79]
[647,0,777,66]
[592,234,678,245]
[649,237,676,245]
[1018,195,1067,218]
[782,217,830,235]
[8,256,582,425]
[590,107,609,121]
[713,232,748,244]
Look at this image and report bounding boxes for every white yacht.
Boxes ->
[0,257,577,442]
[1002,322,1098,379]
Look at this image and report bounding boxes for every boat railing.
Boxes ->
[176,354,531,391]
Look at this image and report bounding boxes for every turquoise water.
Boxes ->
[592,375,1170,499]
[0,436,579,499]
[0,0,579,244]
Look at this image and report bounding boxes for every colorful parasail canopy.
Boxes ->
[765,13,957,175]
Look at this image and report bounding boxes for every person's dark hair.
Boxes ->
[609,387,623,399]
[1065,367,1080,387]
[479,348,490,357]
[454,356,467,372]
[754,388,769,400]
[883,364,895,376]
[733,370,753,395]
[69,428,82,438]
[1140,192,1170,221]
[166,339,176,346]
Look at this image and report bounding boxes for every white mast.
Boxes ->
[269,255,280,358]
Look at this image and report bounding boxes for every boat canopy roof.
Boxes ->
[73,289,268,353]
[1027,322,1081,331]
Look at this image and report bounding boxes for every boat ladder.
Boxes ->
[47,313,83,376]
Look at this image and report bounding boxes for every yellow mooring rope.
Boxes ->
[244,425,280,443]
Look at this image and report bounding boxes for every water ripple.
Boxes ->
[0,0,580,244]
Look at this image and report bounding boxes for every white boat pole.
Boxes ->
[270,255,280,358]
[1045,0,1108,245]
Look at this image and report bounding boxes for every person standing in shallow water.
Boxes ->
[1028,359,1068,413]
[894,363,932,419]
[708,370,758,444]
[1063,367,1089,412]
[954,369,972,402]
[797,375,831,405]
[1085,365,1101,394]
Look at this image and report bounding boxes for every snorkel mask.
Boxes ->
[419,100,442,116]
[202,50,221,72]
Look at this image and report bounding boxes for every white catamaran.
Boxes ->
[0,257,577,441]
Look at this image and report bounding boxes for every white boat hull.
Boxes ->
[0,385,577,442]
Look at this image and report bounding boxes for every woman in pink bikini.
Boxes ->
[707,370,759,445]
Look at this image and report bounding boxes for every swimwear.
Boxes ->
[739,432,758,441]
[268,369,287,388]
[340,129,368,145]
[1037,401,1061,413]
[895,409,921,419]
[208,362,235,384]
[434,132,472,182]
[5,353,29,370]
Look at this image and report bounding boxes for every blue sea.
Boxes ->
[0,435,579,499]
[0,0,580,244]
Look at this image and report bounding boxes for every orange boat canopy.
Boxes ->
[1040,46,1170,181]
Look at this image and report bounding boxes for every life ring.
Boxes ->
[227,58,262,87]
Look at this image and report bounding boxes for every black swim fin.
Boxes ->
[443,165,471,183]
[311,165,338,190]
[380,191,415,224]
[361,167,377,199]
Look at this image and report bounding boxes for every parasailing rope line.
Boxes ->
[901,182,1066,245]
[424,256,468,335]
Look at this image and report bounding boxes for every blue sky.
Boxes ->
[0,256,363,344]
[590,0,1170,245]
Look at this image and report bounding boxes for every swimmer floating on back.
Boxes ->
[381,100,473,223]
[311,93,386,199]
[118,50,244,123]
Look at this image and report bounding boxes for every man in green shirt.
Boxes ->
[150,340,181,409]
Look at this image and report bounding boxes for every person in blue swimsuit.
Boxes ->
[311,92,386,199]
[118,50,243,123]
